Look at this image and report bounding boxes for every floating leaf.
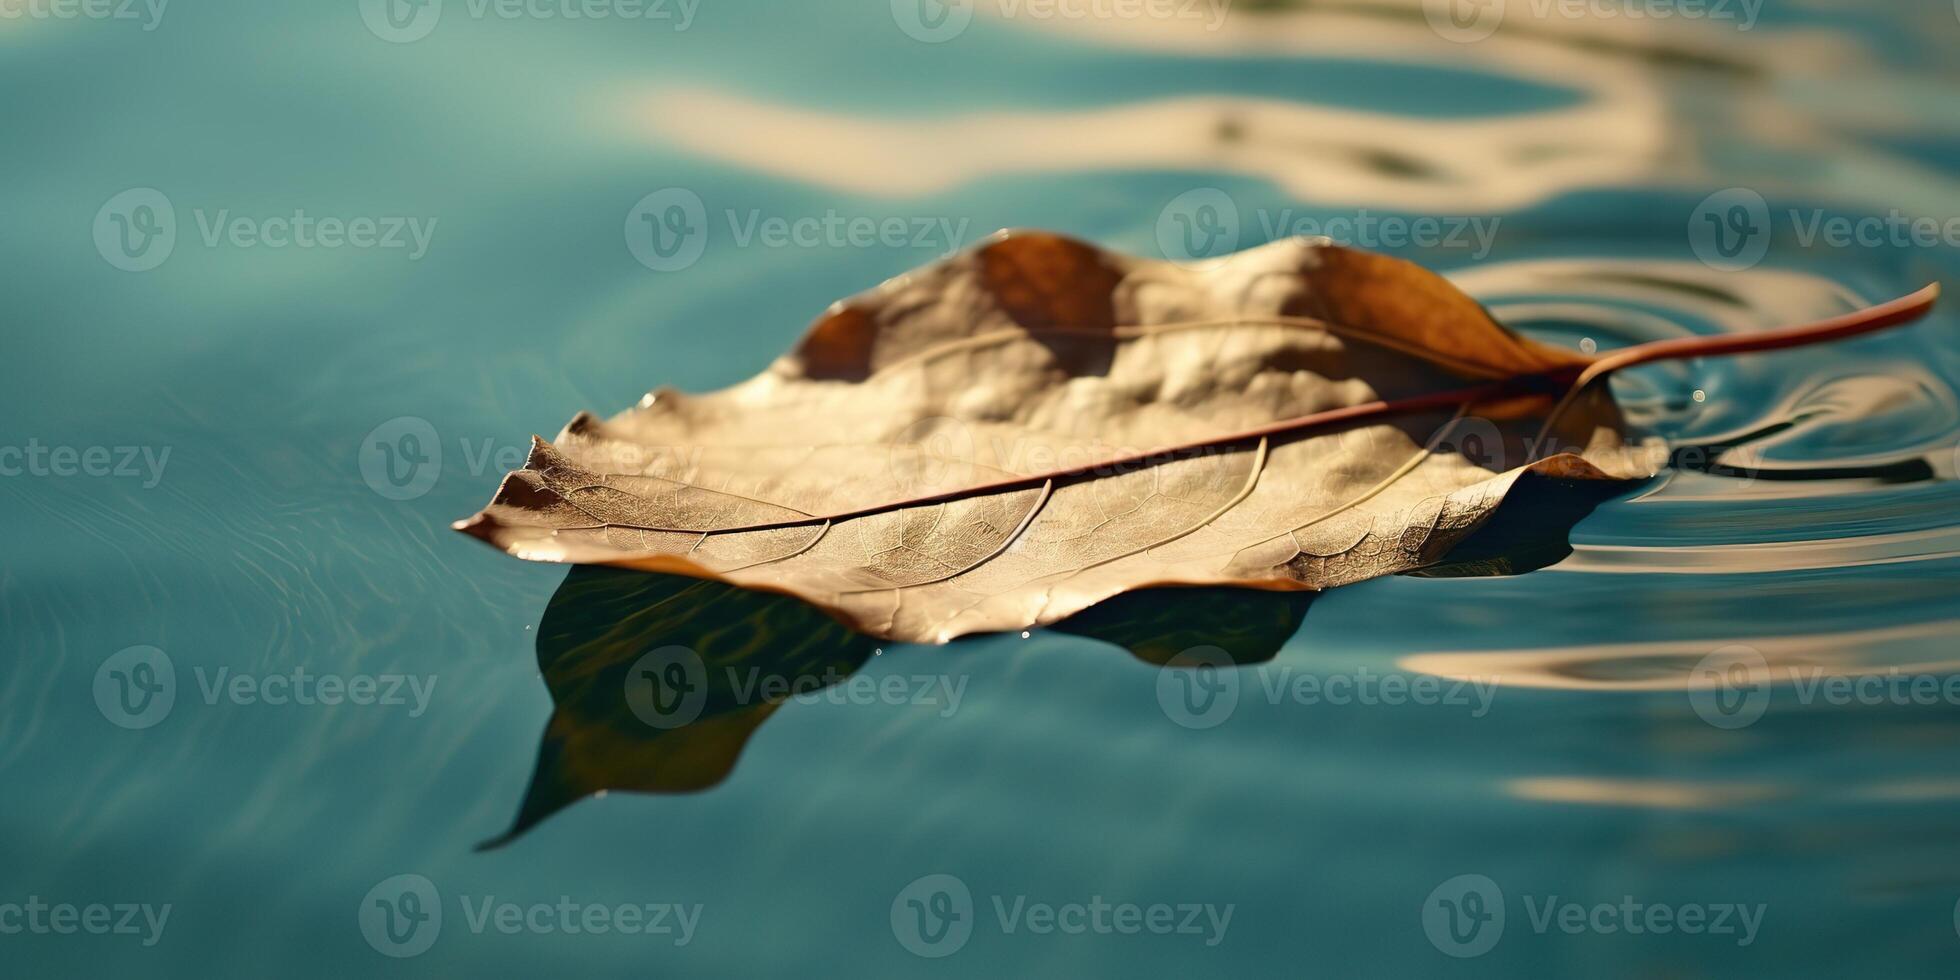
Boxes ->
[456,232,1933,643]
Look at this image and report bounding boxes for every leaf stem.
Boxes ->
[1527,281,1941,459]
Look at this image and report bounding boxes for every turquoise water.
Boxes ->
[5,1,1960,975]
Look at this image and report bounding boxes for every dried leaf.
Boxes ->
[458,231,1654,643]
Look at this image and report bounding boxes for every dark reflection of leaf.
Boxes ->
[481,492,1606,847]
[1410,475,1627,579]
[1051,587,1316,667]
[477,567,878,850]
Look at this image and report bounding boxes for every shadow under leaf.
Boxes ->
[477,568,879,850]
[480,477,1617,848]
[1410,475,1630,579]
[1050,587,1316,667]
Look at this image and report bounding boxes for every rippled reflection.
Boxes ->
[485,567,1326,845]
[1400,619,1960,692]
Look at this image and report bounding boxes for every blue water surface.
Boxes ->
[4,1,1959,976]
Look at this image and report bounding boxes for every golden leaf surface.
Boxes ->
[457,231,1653,642]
